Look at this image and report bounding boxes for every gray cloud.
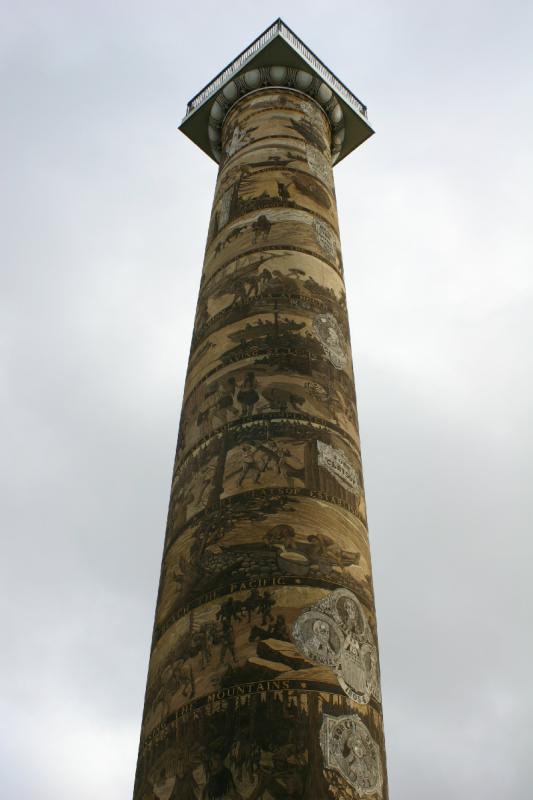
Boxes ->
[1,1,532,797]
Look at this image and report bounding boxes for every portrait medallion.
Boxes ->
[292,588,381,704]
[320,713,382,795]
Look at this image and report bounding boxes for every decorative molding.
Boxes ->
[207,67,346,163]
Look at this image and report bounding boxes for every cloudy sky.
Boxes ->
[1,1,532,797]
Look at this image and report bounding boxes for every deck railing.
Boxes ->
[184,19,367,120]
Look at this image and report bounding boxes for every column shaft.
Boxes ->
[134,88,387,800]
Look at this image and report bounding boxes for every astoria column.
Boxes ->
[134,20,387,800]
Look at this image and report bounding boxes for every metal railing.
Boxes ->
[184,19,367,120]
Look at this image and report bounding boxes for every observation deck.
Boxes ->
[179,18,374,165]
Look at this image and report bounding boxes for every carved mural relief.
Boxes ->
[203,207,343,288]
[158,496,373,635]
[176,363,359,462]
[211,165,335,225]
[144,584,374,739]
[185,308,352,396]
[136,689,382,800]
[134,87,386,799]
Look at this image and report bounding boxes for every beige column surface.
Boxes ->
[133,88,388,800]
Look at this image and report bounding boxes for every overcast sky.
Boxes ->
[1,1,532,798]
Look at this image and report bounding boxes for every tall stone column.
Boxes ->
[133,21,387,800]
